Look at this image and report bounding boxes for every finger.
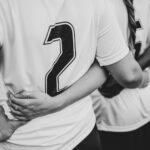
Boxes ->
[8,99,25,113]
[15,91,35,99]
[20,90,45,99]
[11,113,29,121]
[8,96,23,110]
[9,93,28,107]
[7,90,14,98]
[7,98,14,111]
[7,90,29,99]
[8,100,31,119]
[9,105,24,116]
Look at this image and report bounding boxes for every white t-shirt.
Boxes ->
[92,0,150,132]
[0,0,128,149]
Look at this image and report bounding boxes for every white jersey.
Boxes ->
[0,0,129,149]
[92,0,150,132]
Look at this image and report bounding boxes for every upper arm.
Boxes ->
[95,3,144,88]
[106,52,143,88]
[96,2,129,66]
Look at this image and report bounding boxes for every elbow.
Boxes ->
[120,67,143,88]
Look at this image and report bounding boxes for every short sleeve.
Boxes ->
[96,2,129,66]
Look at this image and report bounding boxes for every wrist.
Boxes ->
[53,91,73,111]
[46,94,66,113]
[139,69,149,88]
[145,68,150,83]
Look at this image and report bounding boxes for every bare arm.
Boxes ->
[55,60,106,109]
[100,47,150,98]
[137,45,150,70]
[106,52,149,88]
[8,60,106,120]
[0,106,26,141]
[8,52,149,120]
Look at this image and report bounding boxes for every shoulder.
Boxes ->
[0,0,11,15]
[91,0,106,16]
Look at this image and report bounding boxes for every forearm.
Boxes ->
[138,69,149,88]
[135,45,150,88]
[53,61,106,110]
[137,45,150,70]
[0,106,26,142]
[8,64,106,120]
[106,53,137,88]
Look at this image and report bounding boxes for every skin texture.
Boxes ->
[8,61,106,121]
[8,50,149,121]
[0,106,26,141]
[100,44,150,98]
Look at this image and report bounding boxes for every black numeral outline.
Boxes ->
[43,22,76,96]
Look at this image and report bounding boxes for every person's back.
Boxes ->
[0,0,132,149]
[0,0,102,149]
[93,0,150,131]
[92,0,150,149]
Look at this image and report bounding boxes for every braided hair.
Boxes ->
[99,0,137,98]
[123,0,136,51]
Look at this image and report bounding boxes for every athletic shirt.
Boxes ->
[0,0,129,149]
[92,0,150,132]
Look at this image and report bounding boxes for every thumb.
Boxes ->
[9,120,27,130]
[15,91,36,99]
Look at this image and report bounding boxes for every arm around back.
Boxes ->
[106,52,148,88]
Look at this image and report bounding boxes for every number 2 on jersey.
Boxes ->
[44,22,76,96]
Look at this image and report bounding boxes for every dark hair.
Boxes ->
[123,0,136,50]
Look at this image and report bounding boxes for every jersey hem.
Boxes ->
[61,110,96,150]
[97,117,150,132]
